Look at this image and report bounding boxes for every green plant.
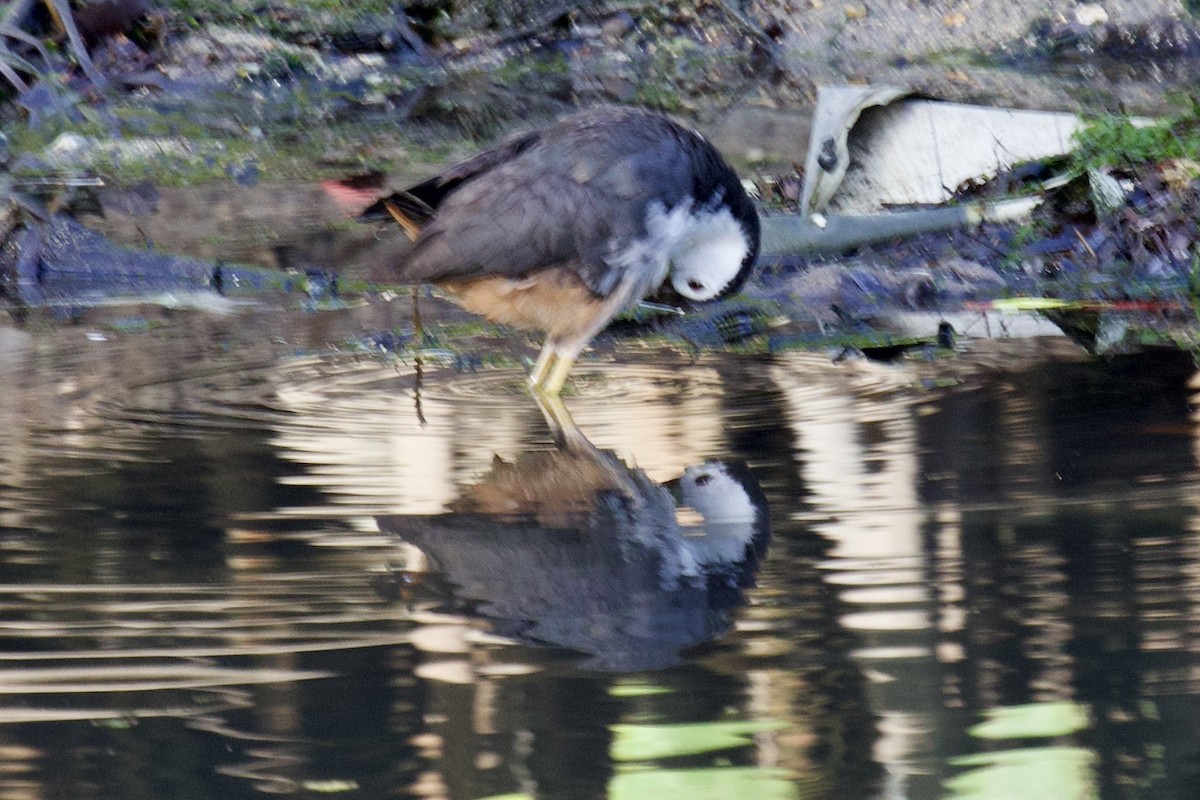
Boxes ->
[1071,96,1200,171]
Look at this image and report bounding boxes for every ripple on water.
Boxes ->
[259,349,754,487]
[0,564,419,724]
[424,357,724,404]
[49,347,768,526]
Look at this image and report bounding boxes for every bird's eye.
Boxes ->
[687,279,704,293]
[693,473,712,486]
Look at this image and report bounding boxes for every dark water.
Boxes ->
[2,310,1200,800]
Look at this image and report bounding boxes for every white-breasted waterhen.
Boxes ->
[361,106,760,397]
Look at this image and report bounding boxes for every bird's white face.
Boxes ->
[667,206,752,301]
[680,461,759,524]
[678,461,763,568]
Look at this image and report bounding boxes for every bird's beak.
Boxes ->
[645,283,693,311]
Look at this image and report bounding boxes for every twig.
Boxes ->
[0,21,50,61]
[0,56,28,91]
[1073,226,1098,260]
[0,0,39,90]
[45,0,109,90]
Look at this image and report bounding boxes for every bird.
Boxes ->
[360,106,761,396]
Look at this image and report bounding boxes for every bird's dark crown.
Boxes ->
[683,135,761,301]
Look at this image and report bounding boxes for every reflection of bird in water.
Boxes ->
[377,435,769,671]
[361,106,760,396]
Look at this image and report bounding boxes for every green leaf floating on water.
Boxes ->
[608,682,673,698]
[611,766,799,800]
[610,720,789,762]
[301,780,360,793]
[946,746,1097,800]
[969,701,1090,740]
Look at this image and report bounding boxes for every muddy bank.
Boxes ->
[773,0,1200,111]
[2,0,1200,367]
[3,0,1199,176]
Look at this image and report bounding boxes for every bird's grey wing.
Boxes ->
[400,135,694,296]
[398,164,618,288]
[359,130,544,223]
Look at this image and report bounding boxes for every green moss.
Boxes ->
[493,53,570,85]
[168,0,396,39]
[629,34,749,113]
[4,86,454,188]
[1071,96,1200,171]
[1000,221,1041,271]
[633,82,686,113]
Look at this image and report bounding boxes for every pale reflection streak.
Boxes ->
[0,327,129,530]
[769,353,934,795]
[769,353,928,634]
[0,580,400,797]
[0,743,39,800]
[12,307,1200,798]
[563,359,731,480]
[271,376,467,518]
[0,322,737,798]
[1186,374,1200,688]
[1136,446,1200,699]
[768,350,1116,794]
[0,331,419,789]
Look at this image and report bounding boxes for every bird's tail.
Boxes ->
[358,191,436,242]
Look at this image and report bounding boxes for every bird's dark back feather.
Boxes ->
[358,130,544,224]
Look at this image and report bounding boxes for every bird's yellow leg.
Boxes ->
[530,339,581,395]
[528,344,558,390]
[540,351,577,396]
[531,387,587,449]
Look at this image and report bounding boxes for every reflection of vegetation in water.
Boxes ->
[607,681,674,698]
[969,701,1090,740]
[610,720,789,761]
[610,721,796,799]
[611,767,798,800]
[946,747,1098,800]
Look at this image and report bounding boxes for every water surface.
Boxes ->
[1,310,1198,800]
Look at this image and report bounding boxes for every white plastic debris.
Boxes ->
[802,86,1085,215]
